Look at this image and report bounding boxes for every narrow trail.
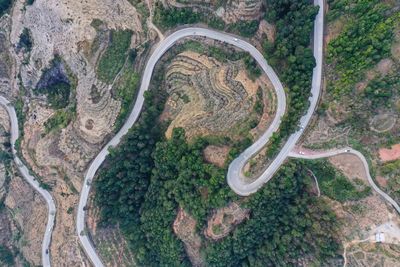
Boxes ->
[0,96,56,267]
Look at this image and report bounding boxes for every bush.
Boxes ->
[97,30,132,83]
[0,245,14,266]
[0,0,12,17]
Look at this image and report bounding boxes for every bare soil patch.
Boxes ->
[329,154,368,183]
[205,202,249,240]
[173,208,204,267]
[203,145,229,168]
[379,144,400,162]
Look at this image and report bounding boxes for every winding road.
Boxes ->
[289,148,400,214]
[77,0,325,266]
[0,96,55,267]
[2,0,398,265]
[77,27,287,267]
[227,0,324,195]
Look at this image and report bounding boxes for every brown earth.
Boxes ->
[379,144,400,162]
[0,106,47,266]
[3,0,151,265]
[173,207,204,267]
[329,154,368,183]
[203,145,230,168]
[161,50,275,141]
[205,202,249,240]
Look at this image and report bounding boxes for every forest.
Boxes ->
[153,2,259,37]
[93,1,343,265]
[258,0,319,158]
[0,0,11,17]
[327,0,399,98]
[95,81,342,266]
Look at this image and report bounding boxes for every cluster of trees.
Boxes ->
[205,161,342,266]
[96,121,342,265]
[260,0,319,157]
[364,74,400,108]
[327,0,398,98]
[36,56,75,110]
[18,28,33,53]
[153,3,259,37]
[304,159,371,202]
[0,0,11,17]
[112,65,140,129]
[0,245,14,266]
[97,30,133,83]
[44,106,76,133]
[95,83,342,266]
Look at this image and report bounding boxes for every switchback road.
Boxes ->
[77,26,287,267]
[227,0,324,195]
[78,0,324,265]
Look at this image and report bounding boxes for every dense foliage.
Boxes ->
[44,106,76,133]
[112,64,140,129]
[304,160,371,202]
[18,28,33,52]
[327,0,399,97]
[96,123,342,265]
[97,30,132,83]
[95,93,341,266]
[0,245,14,266]
[363,74,400,108]
[260,0,318,156]
[0,0,12,17]
[153,3,258,37]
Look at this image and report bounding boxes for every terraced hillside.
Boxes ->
[0,0,156,265]
[166,0,263,23]
[162,50,274,140]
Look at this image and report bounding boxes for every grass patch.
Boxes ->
[44,106,76,133]
[112,66,140,129]
[97,30,132,83]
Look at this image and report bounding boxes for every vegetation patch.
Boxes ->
[0,0,12,17]
[153,3,258,37]
[44,106,76,133]
[305,159,371,202]
[112,61,140,129]
[18,28,33,53]
[36,56,73,109]
[97,30,132,83]
[327,0,399,98]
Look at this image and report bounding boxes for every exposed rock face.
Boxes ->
[36,59,70,91]
[5,172,47,265]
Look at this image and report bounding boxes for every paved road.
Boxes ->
[0,96,56,267]
[77,27,287,267]
[78,0,323,263]
[227,0,325,195]
[289,148,400,214]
